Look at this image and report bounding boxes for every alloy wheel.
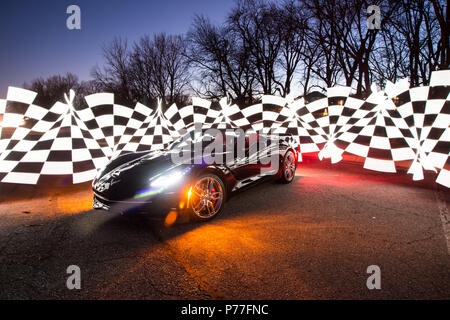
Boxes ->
[190,176,224,219]
[284,152,296,181]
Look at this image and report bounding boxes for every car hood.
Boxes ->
[94,150,194,200]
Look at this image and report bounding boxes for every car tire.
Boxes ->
[188,173,227,221]
[278,150,296,184]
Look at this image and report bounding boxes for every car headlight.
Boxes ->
[150,168,190,188]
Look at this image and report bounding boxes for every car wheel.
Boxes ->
[188,173,226,221]
[279,150,296,183]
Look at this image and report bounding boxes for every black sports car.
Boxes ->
[92,129,300,221]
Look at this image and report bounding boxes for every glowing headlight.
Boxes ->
[150,169,188,188]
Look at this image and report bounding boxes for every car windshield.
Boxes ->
[169,130,215,150]
[168,129,240,151]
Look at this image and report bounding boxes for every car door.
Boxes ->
[228,133,264,185]
[255,135,280,176]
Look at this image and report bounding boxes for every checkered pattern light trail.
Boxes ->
[76,93,154,159]
[339,89,409,172]
[0,70,449,187]
[116,100,178,154]
[108,102,154,159]
[316,86,359,163]
[385,72,450,180]
[294,97,330,152]
[0,87,38,155]
[0,93,109,184]
[165,97,225,133]
[0,87,69,181]
[274,98,322,153]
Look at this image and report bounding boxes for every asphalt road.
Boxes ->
[0,159,449,299]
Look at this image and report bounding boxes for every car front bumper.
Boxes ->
[92,190,186,217]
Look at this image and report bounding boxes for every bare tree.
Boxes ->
[92,34,190,106]
[305,0,399,95]
[187,15,256,105]
[91,37,134,105]
[130,34,190,106]
[163,35,191,104]
[228,0,284,95]
[429,0,449,70]
[24,73,80,108]
[274,0,308,96]
[370,23,410,86]
[60,0,450,105]
[386,0,442,86]
[302,0,342,90]
[299,38,323,96]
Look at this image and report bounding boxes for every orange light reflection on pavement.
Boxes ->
[55,191,94,214]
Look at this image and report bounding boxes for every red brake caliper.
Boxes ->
[211,186,216,206]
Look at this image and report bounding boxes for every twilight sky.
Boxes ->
[0,0,234,97]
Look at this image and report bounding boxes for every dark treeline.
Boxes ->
[24,0,449,108]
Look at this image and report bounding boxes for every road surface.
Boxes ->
[0,159,449,299]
